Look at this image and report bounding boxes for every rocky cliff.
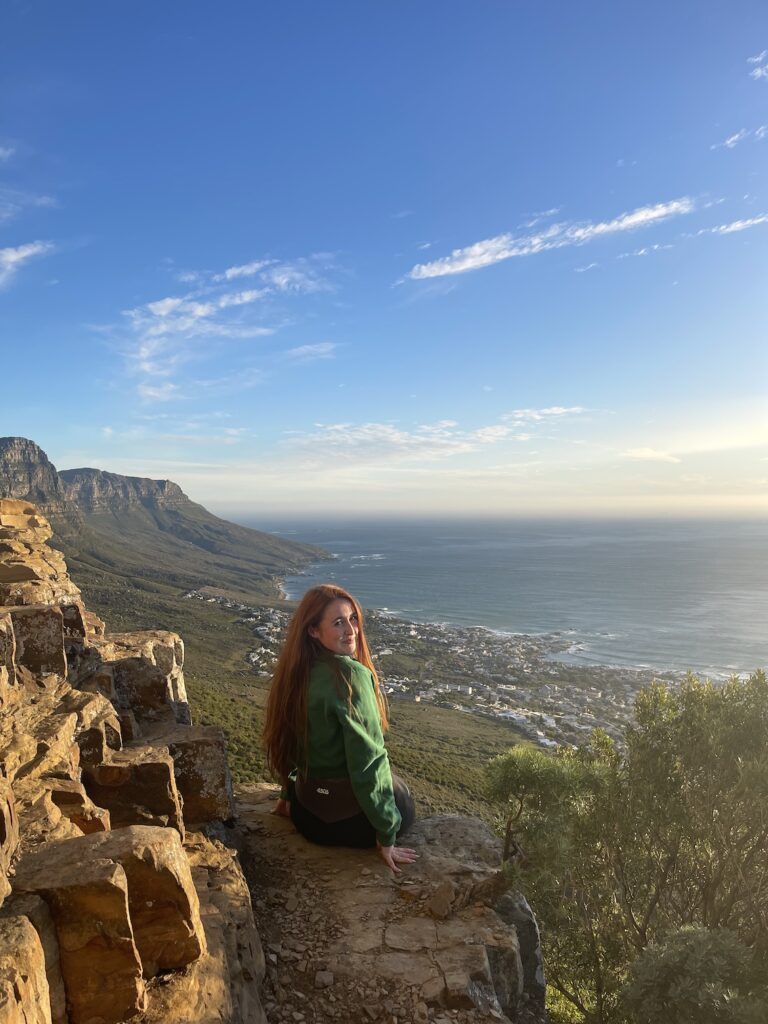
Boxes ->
[0,501,546,1024]
[0,437,325,601]
[0,498,266,1023]
[59,468,189,514]
[0,439,79,522]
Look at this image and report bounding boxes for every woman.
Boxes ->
[263,584,417,873]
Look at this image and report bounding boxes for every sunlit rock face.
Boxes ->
[0,500,265,1024]
[0,439,77,520]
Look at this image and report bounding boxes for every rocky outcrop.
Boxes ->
[0,439,77,522]
[238,786,547,1024]
[0,500,265,1024]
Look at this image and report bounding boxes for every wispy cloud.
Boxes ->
[575,262,598,273]
[138,382,181,402]
[748,49,768,64]
[710,128,749,150]
[0,186,56,223]
[524,207,561,228]
[0,147,15,162]
[0,240,54,287]
[696,214,768,236]
[504,406,586,423]
[285,417,532,465]
[405,198,694,280]
[617,242,673,259]
[710,125,767,149]
[622,447,681,464]
[282,409,590,469]
[751,65,768,80]
[214,259,275,282]
[117,252,337,400]
[284,342,337,362]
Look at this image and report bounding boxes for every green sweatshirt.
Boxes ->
[292,654,401,847]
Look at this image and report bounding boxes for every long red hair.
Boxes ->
[262,584,388,784]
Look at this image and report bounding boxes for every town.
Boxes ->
[184,590,683,749]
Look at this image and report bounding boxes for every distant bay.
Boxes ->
[244,517,768,678]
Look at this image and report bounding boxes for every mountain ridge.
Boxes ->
[0,436,324,604]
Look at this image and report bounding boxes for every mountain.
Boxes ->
[0,437,324,603]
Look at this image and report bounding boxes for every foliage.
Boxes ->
[622,926,768,1024]
[485,672,768,1024]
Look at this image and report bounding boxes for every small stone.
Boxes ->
[285,894,299,912]
[314,969,334,989]
[364,1007,379,1021]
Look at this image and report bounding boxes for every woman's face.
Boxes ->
[309,598,359,656]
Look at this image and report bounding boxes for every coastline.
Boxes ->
[184,587,704,751]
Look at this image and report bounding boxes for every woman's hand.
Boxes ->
[377,842,418,873]
[272,798,291,818]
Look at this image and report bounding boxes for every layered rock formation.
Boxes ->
[58,469,189,514]
[0,499,265,1024]
[0,439,78,522]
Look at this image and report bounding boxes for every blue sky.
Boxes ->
[2,1,767,518]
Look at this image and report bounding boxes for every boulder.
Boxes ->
[12,853,146,1024]
[142,834,266,1024]
[1,894,67,1024]
[496,891,546,1007]
[93,631,190,725]
[46,778,110,834]
[12,783,83,851]
[43,827,205,977]
[0,913,51,1024]
[152,725,235,825]
[110,659,183,728]
[82,744,184,835]
[5,606,66,677]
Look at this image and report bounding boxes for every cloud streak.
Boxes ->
[285,408,587,468]
[0,240,54,287]
[284,342,337,362]
[696,214,768,236]
[0,186,56,223]
[710,125,767,149]
[622,447,681,464]
[406,198,694,279]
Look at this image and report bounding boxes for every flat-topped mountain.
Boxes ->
[59,467,189,513]
[0,437,323,603]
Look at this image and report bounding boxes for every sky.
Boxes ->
[2,1,767,520]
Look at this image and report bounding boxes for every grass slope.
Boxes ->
[54,502,324,604]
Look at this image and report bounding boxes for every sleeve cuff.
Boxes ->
[377,829,398,847]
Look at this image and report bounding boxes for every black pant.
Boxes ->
[290,774,415,848]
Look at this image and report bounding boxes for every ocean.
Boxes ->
[246,517,768,678]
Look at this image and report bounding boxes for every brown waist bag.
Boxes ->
[294,776,362,823]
